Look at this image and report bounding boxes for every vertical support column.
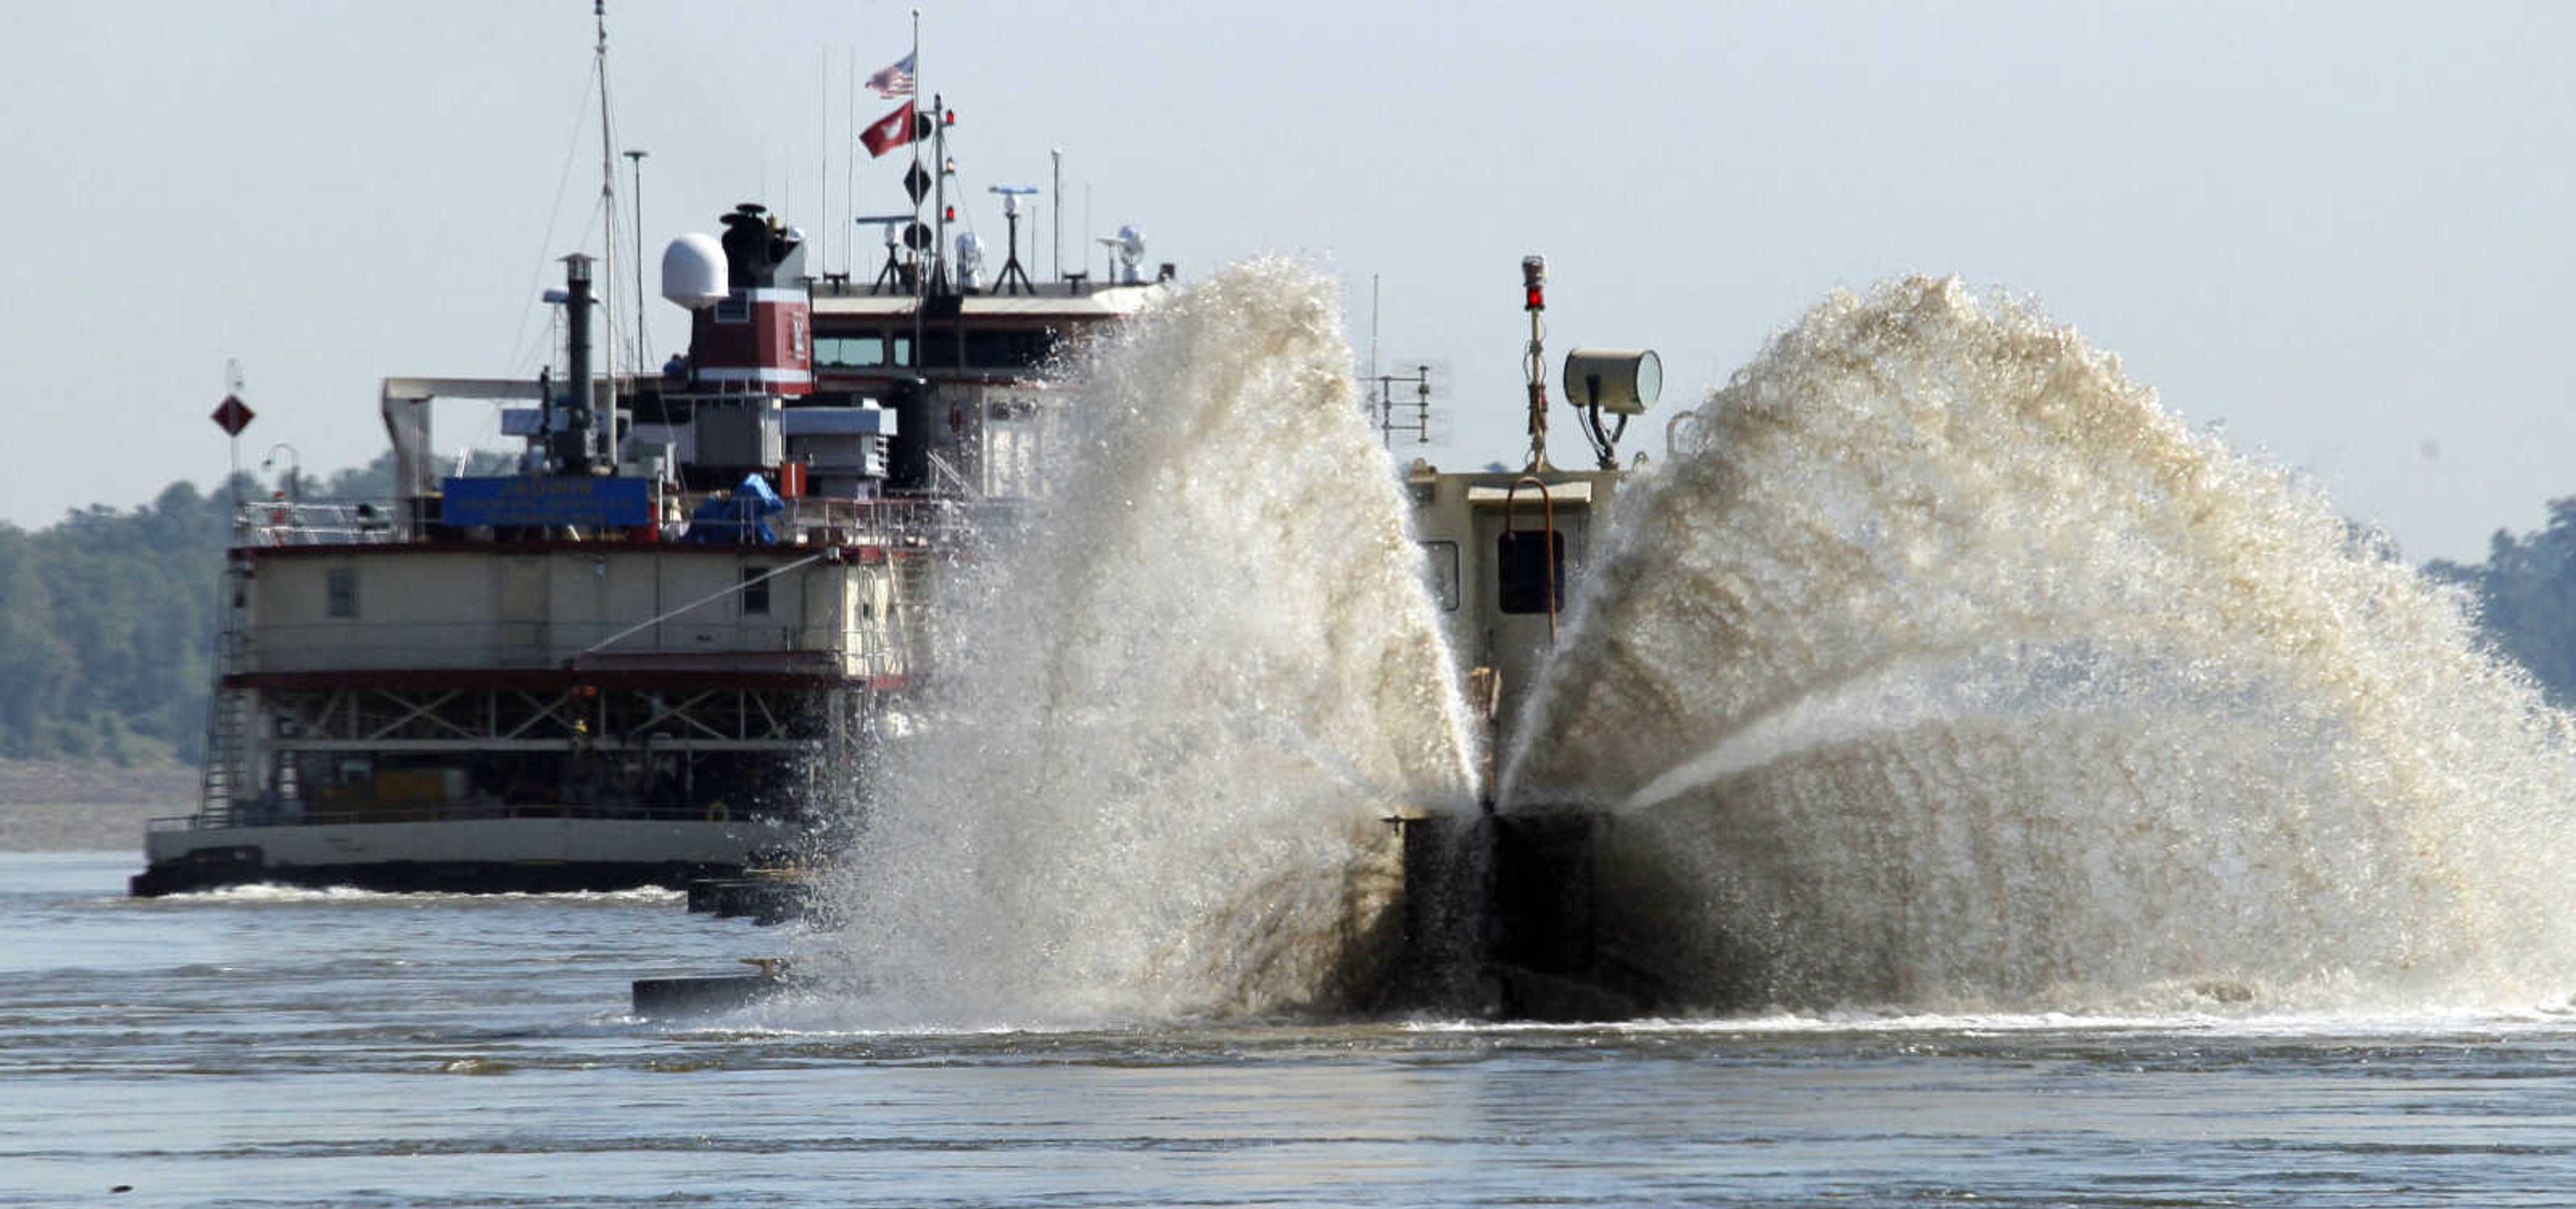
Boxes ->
[1521,256,1551,472]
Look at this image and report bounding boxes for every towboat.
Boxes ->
[135,191,1168,896]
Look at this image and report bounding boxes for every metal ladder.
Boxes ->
[890,551,938,678]
[195,560,250,825]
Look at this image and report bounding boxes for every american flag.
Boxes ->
[866,52,916,98]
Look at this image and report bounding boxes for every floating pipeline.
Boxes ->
[684,874,811,925]
[633,957,793,1019]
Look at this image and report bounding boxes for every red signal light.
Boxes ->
[943,205,956,222]
[1525,285,1544,311]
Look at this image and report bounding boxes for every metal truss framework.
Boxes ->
[258,684,870,753]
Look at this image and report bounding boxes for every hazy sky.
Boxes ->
[4,1,2569,562]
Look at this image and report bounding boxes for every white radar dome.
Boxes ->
[660,233,728,309]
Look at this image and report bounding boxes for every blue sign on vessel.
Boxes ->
[441,476,653,528]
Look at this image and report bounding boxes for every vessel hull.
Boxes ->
[131,814,790,896]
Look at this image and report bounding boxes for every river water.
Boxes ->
[28,268,2576,1204]
[10,850,2576,1207]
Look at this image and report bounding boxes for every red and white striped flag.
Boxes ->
[866,52,916,98]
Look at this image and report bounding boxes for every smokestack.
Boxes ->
[557,254,597,473]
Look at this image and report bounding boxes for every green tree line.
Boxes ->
[0,454,398,765]
[2428,500,2576,705]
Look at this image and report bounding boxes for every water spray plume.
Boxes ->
[1506,276,2576,1012]
[809,258,1478,1025]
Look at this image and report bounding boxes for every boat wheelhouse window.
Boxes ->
[1495,530,1564,615]
[326,568,359,619]
[714,293,749,323]
[835,332,918,370]
[920,331,959,369]
[817,333,890,368]
[1419,541,1460,612]
[963,329,1057,370]
[741,568,770,616]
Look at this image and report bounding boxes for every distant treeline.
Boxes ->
[2428,501,2576,706]
[0,454,398,766]
[9,455,2576,766]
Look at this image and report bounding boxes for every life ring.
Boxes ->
[704,800,731,823]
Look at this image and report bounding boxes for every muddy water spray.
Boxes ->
[812,259,1477,1023]
[1506,277,2576,1011]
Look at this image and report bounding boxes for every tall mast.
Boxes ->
[625,148,649,374]
[845,44,859,278]
[593,0,621,468]
[818,47,830,279]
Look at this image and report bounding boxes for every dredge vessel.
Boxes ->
[136,194,1167,896]
[132,3,1190,898]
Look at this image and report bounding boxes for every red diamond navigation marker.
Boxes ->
[211,393,254,437]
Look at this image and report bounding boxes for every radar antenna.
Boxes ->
[1095,225,1146,285]
[857,213,919,296]
[987,185,1040,295]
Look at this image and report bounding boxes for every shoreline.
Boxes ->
[0,800,179,853]
[0,759,196,852]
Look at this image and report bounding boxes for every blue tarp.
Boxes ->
[443,475,653,528]
[683,473,784,544]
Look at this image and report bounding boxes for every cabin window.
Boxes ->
[920,331,960,369]
[963,329,1057,370]
[1495,530,1564,615]
[326,568,359,619]
[1419,541,1460,611]
[714,293,749,324]
[826,332,920,369]
[962,331,1011,369]
[817,333,889,368]
[741,568,771,616]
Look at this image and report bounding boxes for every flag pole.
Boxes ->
[910,8,924,293]
[845,44,857,278]
[908,8,926,379]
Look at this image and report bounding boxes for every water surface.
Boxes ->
[8,853,2574,1206]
